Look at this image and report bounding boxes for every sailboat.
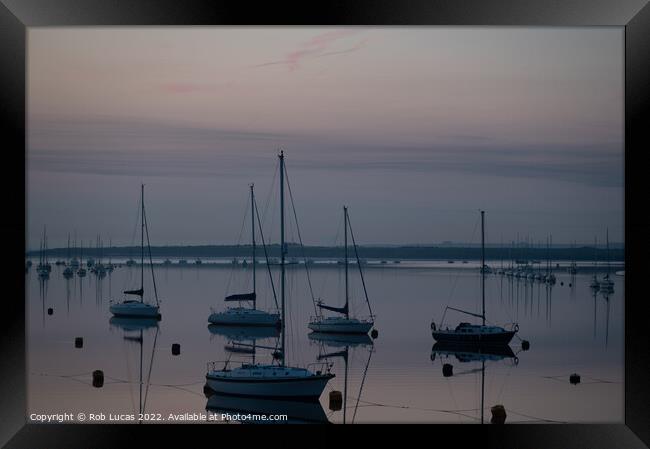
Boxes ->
[36,226,52,278]
[206,151,334,398]
[109,185,161,319]
[208,184,280,327]
[598,229,614,291]
[544,236,556,285]
[63,234,74,279]
[431,211,518,345]
[77,240,87,277]
[589,236,600,290]
[308,206,375,335]
[105,238,115,273]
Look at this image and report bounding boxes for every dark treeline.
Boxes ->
[30,244,624,261]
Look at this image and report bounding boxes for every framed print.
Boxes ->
[1,0,649,447]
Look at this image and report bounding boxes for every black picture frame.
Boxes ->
[1,1,648,447]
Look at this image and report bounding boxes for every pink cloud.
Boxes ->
[255,29,367,71]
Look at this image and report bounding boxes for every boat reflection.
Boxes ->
[308,332,373,348]
[310,331,375,424]
[205,394,329,424]
[110,315,159,423]
[207,324,280,341]
[430,342,517,364]
[110,316,160,332]
[430,342,521,424]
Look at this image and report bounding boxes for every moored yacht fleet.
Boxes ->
[27,150,620,408]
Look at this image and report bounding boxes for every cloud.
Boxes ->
[254,30,367,71]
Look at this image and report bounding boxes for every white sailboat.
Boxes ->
[208,184,281,327]
[206,151,334,398]
[109,185,161,319]
[308,206,375,335]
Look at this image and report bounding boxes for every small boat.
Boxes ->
[308,206,374,335]
[206,151,334,399]
[36,227,52,278]
[431,211,518,345]
[77,241,87,277]
[109,185,161,320]
[589,236,600,290]
[598,229,615,291]
[208,184,280,327]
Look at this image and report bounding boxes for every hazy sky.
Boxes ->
[27,27,624,249]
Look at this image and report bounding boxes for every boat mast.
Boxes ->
[279,151,286,366]
[251,184,256,308]
[481,210,485,326]
[141,184,144,303]
[344,206,349,320]
[606,228,610,278]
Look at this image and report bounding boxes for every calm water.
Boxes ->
[27,263,623,423]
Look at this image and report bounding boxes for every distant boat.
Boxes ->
[431,211,518,345]
[37,226,51,278]
[590,236,600,290]
[208,184,281,328]
[206,151,334,399]
[309,206,375,335]
[598,229,614,291]
[63,234,74,279]
[109,185,161,319]
[543,236,556,285]
[77,240,87,277]
[195,259,202,265]
[163,259,172,265]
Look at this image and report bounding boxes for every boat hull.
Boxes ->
[110,302,160,319]
[308,319,373,334]
[205,374,333,399]
[431,330,516,345]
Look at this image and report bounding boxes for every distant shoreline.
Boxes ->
[27,244,624,262]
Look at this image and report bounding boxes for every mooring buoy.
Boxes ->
[92,370,104,388]
[491,404,507,424]
[329,391,343,411]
